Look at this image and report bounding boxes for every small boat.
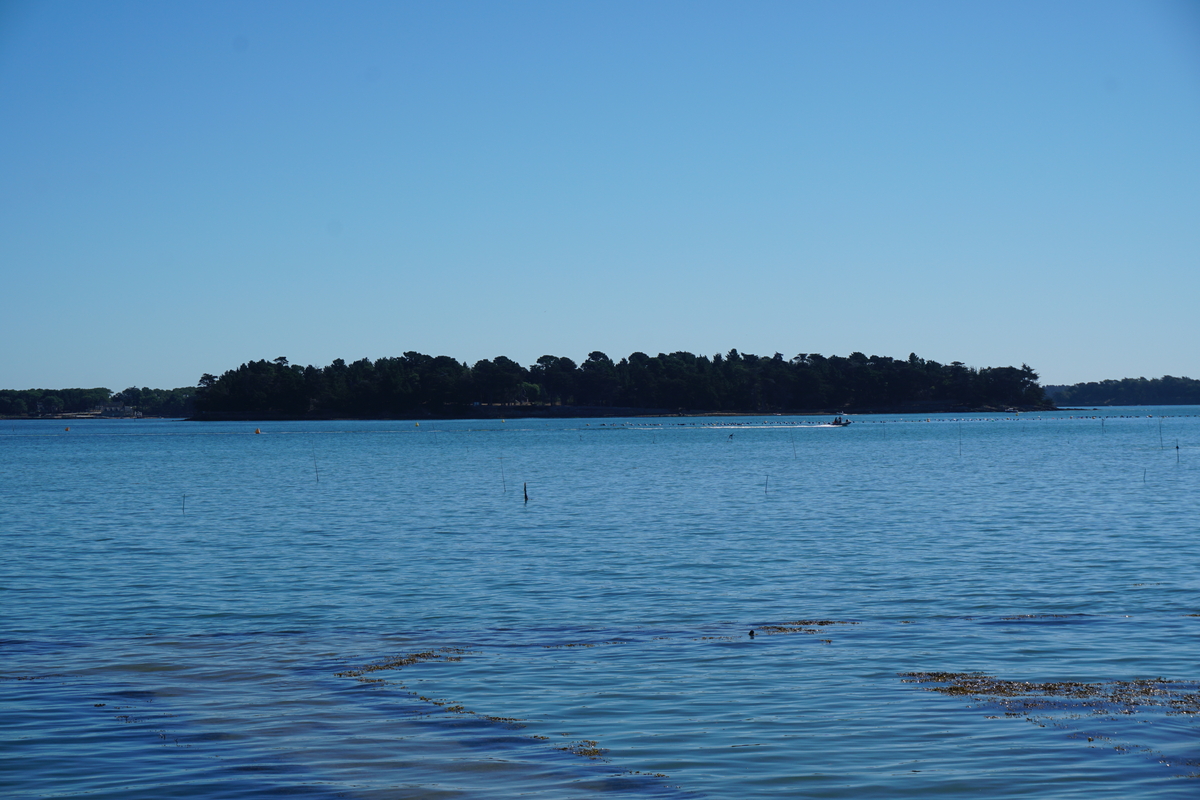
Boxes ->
[830,416,851,427]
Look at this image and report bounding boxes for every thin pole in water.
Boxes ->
[499,456,507,493]
[791,432,797,459]
[765,475,769,495]
[1143,468,1147,484]
[958,422,963,458]
[182,494,186,515]
[1177,440,1181,464]
[524,482,529,503]
[312,442,320,484]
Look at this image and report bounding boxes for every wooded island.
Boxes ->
[189,350,1051,419]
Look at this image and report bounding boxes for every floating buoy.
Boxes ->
[64,427,70,431]
[415,422,419,427]
[501,419,505,423]
[255,428,261,434]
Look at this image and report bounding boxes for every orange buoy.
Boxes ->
[255,428,261,434]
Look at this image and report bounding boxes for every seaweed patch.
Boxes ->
[899,672,1199,714]
[555,739,608,760]
[334,647,469,679]
[543,643,597,649]
[756,619,859,636]
[900,671,1200,777]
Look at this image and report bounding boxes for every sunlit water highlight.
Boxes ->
[2,409,1198,798]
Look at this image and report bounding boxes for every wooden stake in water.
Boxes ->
[791,432,797,459]
[312,442,320,484]
[499,456,507,493]
[524,482,529,503]
[765,475,769,495]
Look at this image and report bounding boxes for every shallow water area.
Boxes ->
[2,409,1199,797]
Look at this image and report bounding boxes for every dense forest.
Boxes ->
[191,350,1050,419]
[0,387,195,418]
[0,387,110,417]
[1046,376,1200,406]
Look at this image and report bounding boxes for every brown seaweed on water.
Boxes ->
[756,619,859,635]
[334,647,468,679]
[555,739,608,760]
[900,671,1200,777]
[899,671,1200,715]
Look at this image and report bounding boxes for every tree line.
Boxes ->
[1045,376,1200,406]
[0,387,195,417]
[192,350,1049,418]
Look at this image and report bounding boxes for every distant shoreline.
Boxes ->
[184,402,1053,422]
[14,407,1200,424]
[16,404,1200,423]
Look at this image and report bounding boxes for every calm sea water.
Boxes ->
[2,409,1198,798]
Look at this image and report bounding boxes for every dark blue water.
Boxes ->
[2,410,1198,797]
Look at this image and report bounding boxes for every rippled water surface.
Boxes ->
[3,410,1198,798]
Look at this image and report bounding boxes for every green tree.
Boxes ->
[579,351,618,405]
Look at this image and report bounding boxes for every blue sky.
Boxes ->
[2,0,1198,391]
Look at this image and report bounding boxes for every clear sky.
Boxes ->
[2,0,1198,391]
